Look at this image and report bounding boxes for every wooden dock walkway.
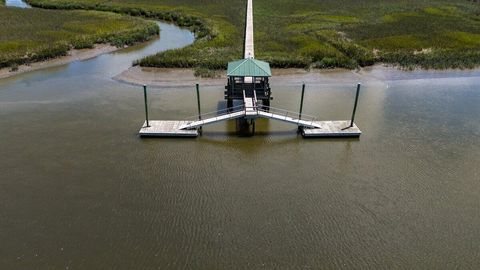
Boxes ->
[244,0,254,59]
[244,98,257,117]
[243,90,257,117]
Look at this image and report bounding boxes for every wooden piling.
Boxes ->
[350,83,361,128]
[143,84,150,127]
[299,83,305,119]
[196,84,202,120]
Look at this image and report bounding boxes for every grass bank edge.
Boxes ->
[24,0,220,74]
[23,0,372,72]
[24,0,480,73]
[0,7,159,70]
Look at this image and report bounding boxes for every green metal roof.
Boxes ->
[227,58,272,77]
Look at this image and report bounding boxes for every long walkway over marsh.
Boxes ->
[244,0,254,59]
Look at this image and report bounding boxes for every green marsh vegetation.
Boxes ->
[0,6,158,70]
[23,0,480,70]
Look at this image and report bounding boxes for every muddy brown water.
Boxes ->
[1,22,480,269]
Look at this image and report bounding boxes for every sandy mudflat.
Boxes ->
[113,66,375,87]
[113,66,226,87]
[0,44,118,79]
[113,64,480,91]
[4,47,480,85]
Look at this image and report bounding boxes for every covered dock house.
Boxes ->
[225,58,272,109]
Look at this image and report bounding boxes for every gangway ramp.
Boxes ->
[180,110,245,130]
[244,98,257,117]
[243,89,258,117]
[257,111,321,129]
[256,106,322,129]
[178,109,323,130]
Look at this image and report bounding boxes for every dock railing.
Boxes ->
[257,105,320,128]
[185,104,245,122]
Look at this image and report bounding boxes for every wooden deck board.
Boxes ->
[139,121,198,137]
[302,121,361,137]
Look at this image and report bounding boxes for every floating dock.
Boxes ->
[138,107,362,138]
[139,121,198,137]
[302,121,361,137]
[138,119,361,138]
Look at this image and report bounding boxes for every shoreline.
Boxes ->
[0,44,119,79]
[2,44,479,83]
[17,0,480,76]
[114,65,480,87]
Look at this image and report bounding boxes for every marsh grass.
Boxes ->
[193,67,222,78]
[0,6,158,69]
[25,0,480,70]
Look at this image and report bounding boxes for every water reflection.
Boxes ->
[5,0,31,8]
[0,18,480,269]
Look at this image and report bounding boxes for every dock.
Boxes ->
[139,121,198,137]
[138,101,361,138]
[138,119,360,138]
[137,0,363,139]
[302,121,361,137]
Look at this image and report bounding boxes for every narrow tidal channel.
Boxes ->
[0,18,480,269]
